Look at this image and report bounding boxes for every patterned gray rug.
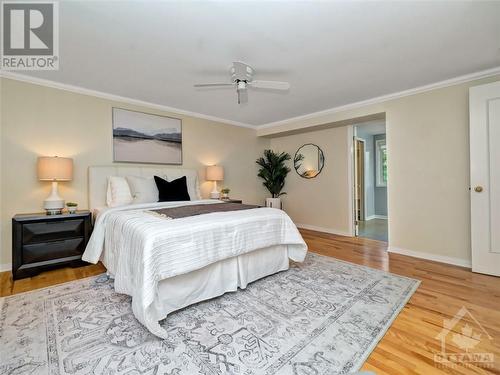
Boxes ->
[0,253,419,375]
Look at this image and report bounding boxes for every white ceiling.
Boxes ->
[22,1,500,126]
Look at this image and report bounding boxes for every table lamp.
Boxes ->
[206,165,224,199]
[37,156,73,215]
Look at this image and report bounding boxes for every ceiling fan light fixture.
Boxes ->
[194,62,290,104]
[237,81,247,91]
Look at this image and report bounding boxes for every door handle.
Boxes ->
[474,186,484,193]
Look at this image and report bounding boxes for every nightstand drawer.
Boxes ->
[22,219,84,244]
[13,211,92,279]
[22,238,85,264]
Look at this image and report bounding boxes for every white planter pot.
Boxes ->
[266,197,282,209]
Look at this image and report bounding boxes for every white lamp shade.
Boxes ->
[206,165,224,181]
[37,156,73,181]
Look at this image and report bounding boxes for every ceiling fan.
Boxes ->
[194,62,290,104]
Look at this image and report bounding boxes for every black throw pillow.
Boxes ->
[154,175,191,202]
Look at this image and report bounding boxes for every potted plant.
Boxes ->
[256,150,291,209]
[220,188,230,200]
[66,202,78,214]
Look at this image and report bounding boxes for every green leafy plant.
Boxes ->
[66,202,78,207]
[220,188,230,194]
[256,150,291,198]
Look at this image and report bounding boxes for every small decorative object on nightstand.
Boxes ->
[220,188,230,200]
[66,202,78,214]
[12,211,92,280]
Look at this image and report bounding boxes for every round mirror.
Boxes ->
[294,144,325,179]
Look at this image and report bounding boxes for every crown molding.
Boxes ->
[3,66,500,131]
[257,66,500,130]
[0,71,256,129]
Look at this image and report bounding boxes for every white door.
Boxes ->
[469,81,500,276]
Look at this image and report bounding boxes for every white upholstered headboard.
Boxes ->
[88,166,201,210]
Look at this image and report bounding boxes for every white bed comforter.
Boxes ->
[82,200,307,338]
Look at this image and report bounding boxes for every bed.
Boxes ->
[82,166,308,338]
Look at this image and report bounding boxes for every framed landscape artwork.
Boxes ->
[112,108,182,164]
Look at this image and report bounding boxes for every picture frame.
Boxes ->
[112,108,182,165]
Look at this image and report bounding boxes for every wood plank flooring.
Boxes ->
[1,229,499,374]
[0,262,105,297]
[300,229,500,375]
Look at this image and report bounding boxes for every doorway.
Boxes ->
[353,121,388,242]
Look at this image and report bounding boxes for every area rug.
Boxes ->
[0,253,419,375]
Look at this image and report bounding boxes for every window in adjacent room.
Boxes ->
[376,139,387,187]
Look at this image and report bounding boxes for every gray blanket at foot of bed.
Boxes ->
[148,202,261,219]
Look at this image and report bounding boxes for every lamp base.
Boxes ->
[44,199,64,215]
[43,181,65,215]
[210,180,220,199]
[45,208,63,215]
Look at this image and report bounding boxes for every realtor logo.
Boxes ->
[1,1,59,70]
[434,306,494,369]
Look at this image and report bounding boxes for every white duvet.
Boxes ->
[82,200,308,338]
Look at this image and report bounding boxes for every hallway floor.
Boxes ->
[358,218,388,241]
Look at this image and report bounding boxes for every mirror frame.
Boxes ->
[294,143,325,179]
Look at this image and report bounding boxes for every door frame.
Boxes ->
[348,124,390,241]
[347,126,355,237]
[354,137,366,224]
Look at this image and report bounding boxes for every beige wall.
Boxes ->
[264,74,500,265]
[0,78,270,266]
[270,127,352,236]
[3,73,499,268]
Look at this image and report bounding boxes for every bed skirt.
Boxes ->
[109,245,290,326]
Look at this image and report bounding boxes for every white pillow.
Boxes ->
[106,176,133,207]
[163,173,200,200]
[126,175,158,204]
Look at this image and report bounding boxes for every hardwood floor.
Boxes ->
[1,229,499,374]
[0,262,105,297]
[300,229,500,375]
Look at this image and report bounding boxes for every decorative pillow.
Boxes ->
[154,175,190,202]
[164,172,200,200]
[126,176,158,204]
[106,176,133,207]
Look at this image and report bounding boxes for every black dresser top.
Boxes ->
[13,211,91,222]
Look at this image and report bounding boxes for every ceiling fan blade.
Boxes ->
[194,83,234,88]
[249,80,290,90]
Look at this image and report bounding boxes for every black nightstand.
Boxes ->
[12,211,92,280]
[220,199,243,204]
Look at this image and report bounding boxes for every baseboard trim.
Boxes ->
[0,263,11,273]
[388,246,471,268]
[296,223,353,237]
